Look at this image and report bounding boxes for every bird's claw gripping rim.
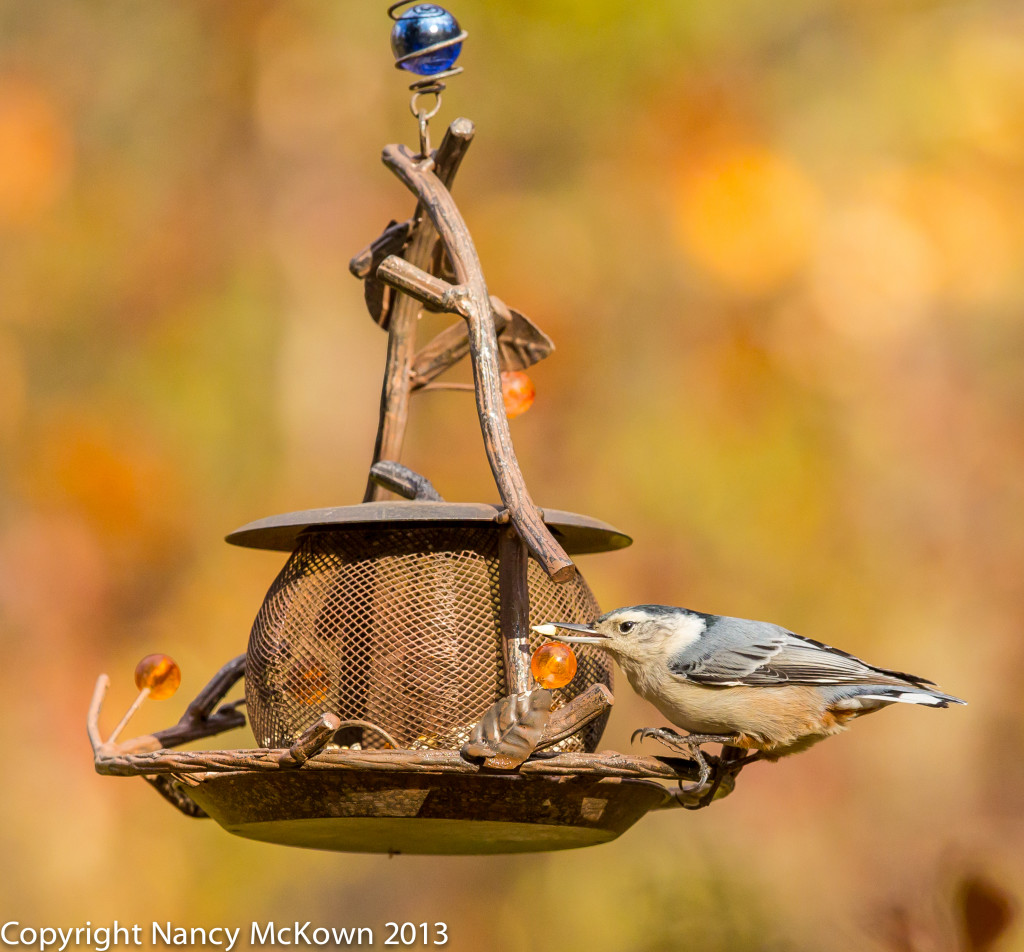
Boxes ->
[631,726,754,807]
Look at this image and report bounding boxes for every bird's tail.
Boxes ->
[851,684,966,708]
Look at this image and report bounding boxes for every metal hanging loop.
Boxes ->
[410,89,444,121]
[411,90,443,158]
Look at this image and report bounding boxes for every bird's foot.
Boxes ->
[678,746,763,810]
[630,727,741,793]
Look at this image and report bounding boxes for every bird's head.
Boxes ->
[532,605,711,666]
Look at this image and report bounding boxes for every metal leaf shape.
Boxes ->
[349,218,413,330]
[496,307,555,372]
[408,298,554,390]
[461,689,552,769]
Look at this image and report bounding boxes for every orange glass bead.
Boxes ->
[501,371,535,419]
[530,641,578,690]
[133,653,181,700]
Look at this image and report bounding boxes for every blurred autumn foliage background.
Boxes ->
[1,1,1022,950]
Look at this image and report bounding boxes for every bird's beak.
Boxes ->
[531,622,608,646]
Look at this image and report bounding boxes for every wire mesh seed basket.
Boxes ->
[244,522,612,754]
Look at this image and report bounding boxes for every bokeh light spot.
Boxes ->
[673,145,821,295]
[898,172,1014,309]
[810,203,937,342]
[0,79,72,226]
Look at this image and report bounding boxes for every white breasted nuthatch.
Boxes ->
[533,605,964,796]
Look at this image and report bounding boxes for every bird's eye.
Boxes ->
[618,621,635,634]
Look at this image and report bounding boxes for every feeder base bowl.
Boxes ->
[185,769,671,855]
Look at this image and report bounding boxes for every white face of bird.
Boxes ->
[532,606,708,665]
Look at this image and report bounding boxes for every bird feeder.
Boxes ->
[88,7,710,854]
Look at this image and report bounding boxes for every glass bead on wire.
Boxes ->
[391,4,463,76]
[502,371,535,419]
[531,642,578,690]
[134,653,181,700]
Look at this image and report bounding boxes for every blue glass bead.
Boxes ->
[390,4,463,76]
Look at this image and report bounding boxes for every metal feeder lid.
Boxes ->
[225,501,632,556]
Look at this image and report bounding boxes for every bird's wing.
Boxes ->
[669,618,933,688]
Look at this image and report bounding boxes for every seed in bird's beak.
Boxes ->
[531,622,607,646]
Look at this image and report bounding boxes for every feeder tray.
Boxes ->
[89,112,709,854]
[182,767,675,855]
